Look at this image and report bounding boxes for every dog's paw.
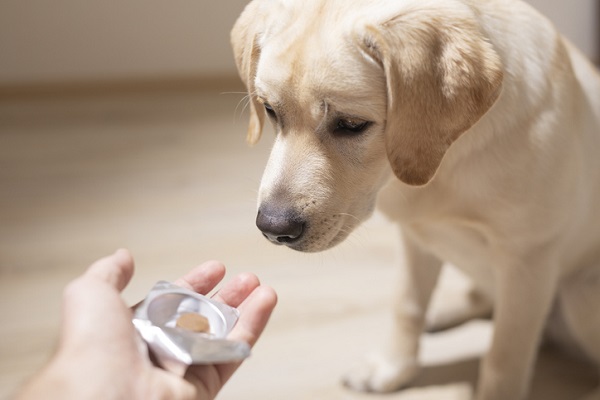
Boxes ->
[342,353,419,393]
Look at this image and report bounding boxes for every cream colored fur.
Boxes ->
[231,0,600,399]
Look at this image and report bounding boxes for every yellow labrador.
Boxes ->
[231,0,600,399]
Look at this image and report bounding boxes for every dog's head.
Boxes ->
[231,0,503,252]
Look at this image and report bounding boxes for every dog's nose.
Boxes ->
[256,206,304,244]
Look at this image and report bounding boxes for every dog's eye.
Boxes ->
[263,102,277,119]
[335,118,370,134]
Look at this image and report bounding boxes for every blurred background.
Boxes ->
[1,1,598,399]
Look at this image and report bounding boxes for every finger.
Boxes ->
[226,285,277,348]
[174,260,226,295]
[187,285,277,388]
[85,248,135,292]
[211,272,261,308]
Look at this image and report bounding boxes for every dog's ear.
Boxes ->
[231,2,265,145]
[357,11,503,186]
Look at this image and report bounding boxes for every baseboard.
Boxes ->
[0,75,246,100]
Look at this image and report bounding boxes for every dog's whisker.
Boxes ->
[238,92,258,120]
[333,212,361,224]
[215,91,251,123]
[234,94,252,121]
[229,89,259,122]
[220,91,250,96]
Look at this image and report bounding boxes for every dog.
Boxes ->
[231,0,600,399]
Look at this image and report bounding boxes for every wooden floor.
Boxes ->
[0,90,597,399]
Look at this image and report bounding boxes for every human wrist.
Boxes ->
[18,350,111,400]
[17,358,75,399]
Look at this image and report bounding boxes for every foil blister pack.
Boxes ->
[133,281,250,375]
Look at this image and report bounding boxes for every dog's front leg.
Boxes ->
[343,230,442,392]
[476,254,559,400]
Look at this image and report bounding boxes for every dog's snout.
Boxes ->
[256,206,305,244]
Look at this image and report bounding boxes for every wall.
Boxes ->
[0,0,249,86]
[0,0,597,87]
[526,0,598,61]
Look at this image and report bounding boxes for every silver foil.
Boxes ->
[133,281,250,375]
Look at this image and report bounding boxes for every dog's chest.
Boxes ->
[378,183,496,289]
[408,219,494,286]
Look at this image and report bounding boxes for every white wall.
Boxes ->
[0,0,597,86]
[0,0,249,85]
[526,0,598,61]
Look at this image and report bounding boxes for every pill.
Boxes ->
[176,313,211,333]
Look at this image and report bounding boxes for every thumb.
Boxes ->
[57,249,136,350]
[85,249,135,292]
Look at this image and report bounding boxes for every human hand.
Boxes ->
[17,249,277,400]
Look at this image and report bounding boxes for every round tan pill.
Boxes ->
[176,312,211,333]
